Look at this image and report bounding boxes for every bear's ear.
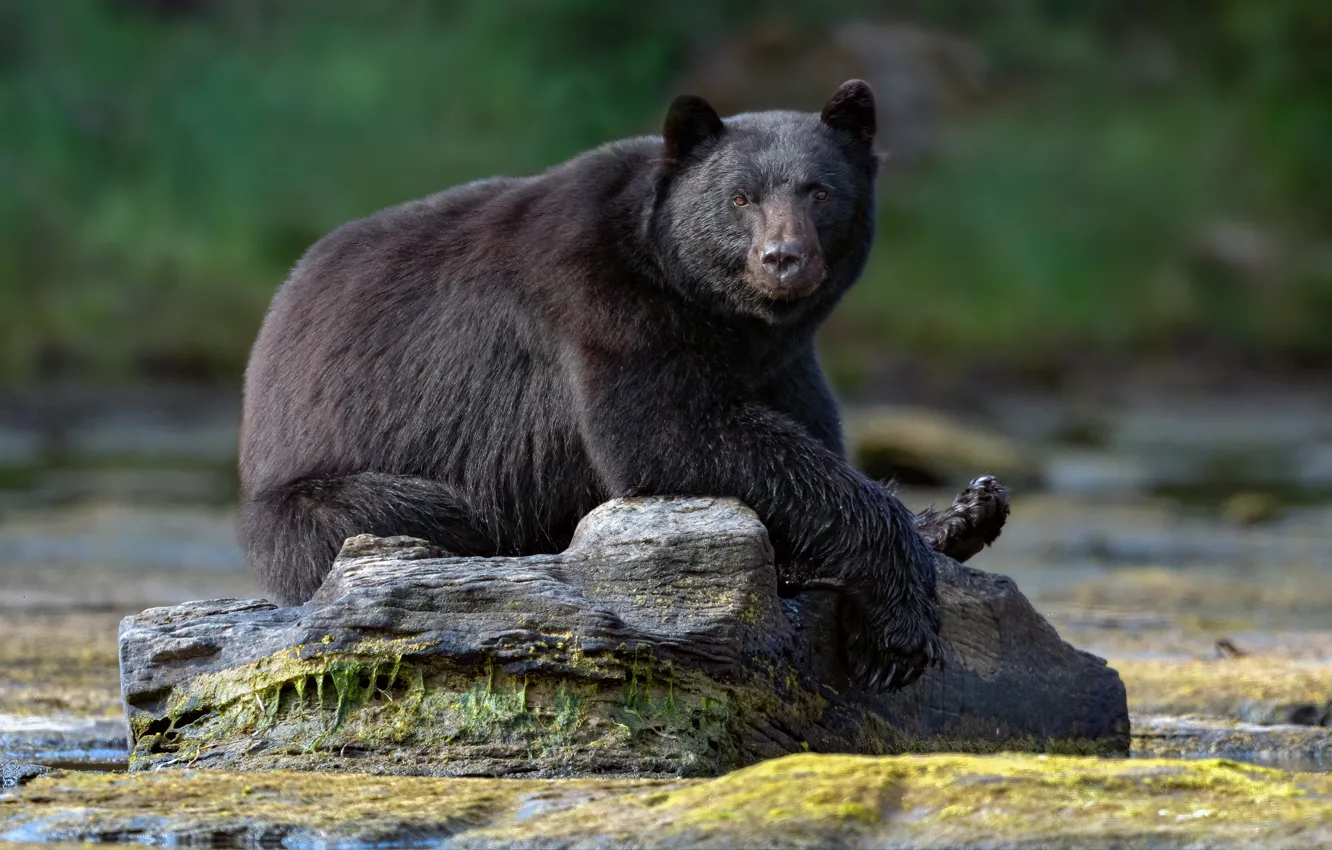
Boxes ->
[821,79,876,145]
[662,95,725,163]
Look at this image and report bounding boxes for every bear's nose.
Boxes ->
[761,241,806,281]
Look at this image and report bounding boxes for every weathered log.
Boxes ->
[119,497,1128,775]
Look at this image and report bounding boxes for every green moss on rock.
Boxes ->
[126,638,833,776]
[126,628,1126,776]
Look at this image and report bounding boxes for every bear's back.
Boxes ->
[238,141,659,510]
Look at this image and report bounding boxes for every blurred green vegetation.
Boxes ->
[3,0,1330,385]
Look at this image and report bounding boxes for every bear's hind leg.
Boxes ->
[239,472,495,606]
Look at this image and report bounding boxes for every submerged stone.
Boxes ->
[1117,657,1332,723]
[847,405,1039,487]
[118,497,1127,776]
[1134,714,1332,772]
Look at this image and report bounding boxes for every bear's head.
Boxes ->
[653,79,880,324]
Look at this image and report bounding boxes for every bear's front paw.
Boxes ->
[844,584,942,693]
[916,474,1010,563]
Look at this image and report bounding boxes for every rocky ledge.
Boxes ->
[118,497,1127,776]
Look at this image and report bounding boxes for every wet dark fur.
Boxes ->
[915,476,1010,564]
[239,81,997,691]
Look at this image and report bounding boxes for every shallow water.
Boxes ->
[2,386,1331,776]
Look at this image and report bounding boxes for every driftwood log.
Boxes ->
[119,497,1128,776]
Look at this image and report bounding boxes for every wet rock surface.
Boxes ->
[0,714,126,770]
[0,762,47,788]
[5,752,1332,849]
[0,611,130,772]
[9,388,1332,845]
[1133,715,1332,772]
[117,497,1127,776]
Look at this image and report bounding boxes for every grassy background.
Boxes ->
[3,0,1330,386]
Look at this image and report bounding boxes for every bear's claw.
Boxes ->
[846,589,943,694]
[916,474,1011,563]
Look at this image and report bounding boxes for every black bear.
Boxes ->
[239,80,1006,692]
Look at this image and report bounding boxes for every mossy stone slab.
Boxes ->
[118,497,1127,775]
[7,753,1332,849]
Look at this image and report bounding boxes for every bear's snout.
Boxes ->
[750,239,826,301]
[761,240,807,281]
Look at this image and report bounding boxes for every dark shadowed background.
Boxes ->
[3,0,1332,773]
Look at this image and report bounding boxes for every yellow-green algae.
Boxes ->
[0,612,121,717]
[127,636,820,775]
[1116,656,1332,718]
[0,763,673,845]
[466,752,1332,848]
[7,753,1332,848]
[128,635,1124,775]
[1045,566,1332,633]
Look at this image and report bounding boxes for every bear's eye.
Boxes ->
[812,189,829,202]
[732,195,748,207]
